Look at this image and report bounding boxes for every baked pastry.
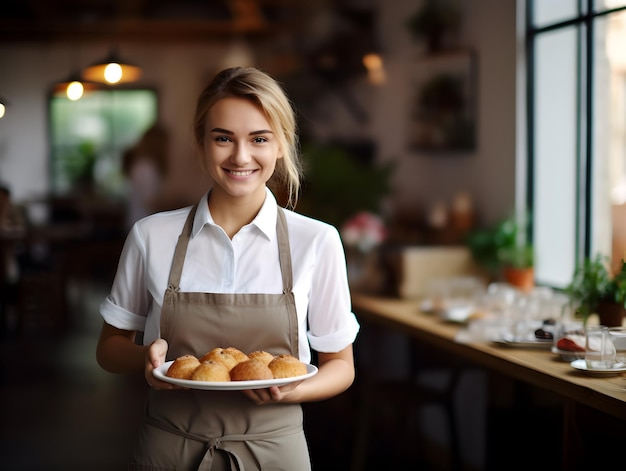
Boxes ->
[191,360,231,382]
[268,354,307,379]
[223,347,249,364]
[166,355,201,379]
[230,359,273,381]
[200,348,240,371]
[248,350,275,366]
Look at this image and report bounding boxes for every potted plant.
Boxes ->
[565,255,626,327]
[466,214,534,292]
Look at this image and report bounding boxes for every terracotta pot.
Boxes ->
[503,266,534,293]
[596,300,626,327]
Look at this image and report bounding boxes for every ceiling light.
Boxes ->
[82,49,142,85]
[53,74,99,100]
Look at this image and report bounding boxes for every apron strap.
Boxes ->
[276,208,293,294]
[276,208,298,356]
[166,203,198,290]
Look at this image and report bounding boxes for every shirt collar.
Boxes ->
[191,187,278,240]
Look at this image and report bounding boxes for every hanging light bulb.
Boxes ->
[66,81,85,101]
[104,63,123,84]
[53,74,99,100]
[82,49,142,85]
[0,102,6,119]
[52,47,99,101]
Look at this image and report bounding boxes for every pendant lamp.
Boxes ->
[82,49,142,85]
[53,73,100,101]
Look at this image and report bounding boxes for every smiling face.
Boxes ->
[203,97,282,205]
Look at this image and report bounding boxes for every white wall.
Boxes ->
[0,0,520,226]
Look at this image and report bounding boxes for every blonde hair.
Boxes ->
[193,67,302,208]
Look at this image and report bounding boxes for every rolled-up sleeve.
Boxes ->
[100,295,147,331]
[307,313,360,353]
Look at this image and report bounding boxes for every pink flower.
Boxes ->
[341,211,387,252]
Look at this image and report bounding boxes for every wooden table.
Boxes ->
[351,293,626,468]
[351,294,626,418]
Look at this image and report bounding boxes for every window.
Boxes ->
[528,0,626,287]
[49,89,158,197]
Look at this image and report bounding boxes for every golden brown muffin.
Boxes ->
[230,359,274,381]
[268,354,308,379]
[223,347,249,364]
[191,360,231,382]
[248,350,275,366]
[200,348,240,371]
[166,355,201,379]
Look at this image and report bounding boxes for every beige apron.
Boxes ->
[129,204,311,471]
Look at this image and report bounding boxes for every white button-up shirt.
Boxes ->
[100,188,360,363]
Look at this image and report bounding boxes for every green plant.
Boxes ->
[565,255,626,324]
[466,214,534,278]
[297,142,395,228]
[64,140,96,184]
[498,222,534,269]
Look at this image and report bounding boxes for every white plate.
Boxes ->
[552,346,585,362]
[153,361,318,390]
[440,305,474,324]
[570,359,626,376]
[491,334,553,349]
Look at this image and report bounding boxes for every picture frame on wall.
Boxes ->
[407,50,477,154]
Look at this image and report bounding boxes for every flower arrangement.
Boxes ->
[341,211,388,253]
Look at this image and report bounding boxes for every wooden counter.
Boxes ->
[351,293,626,420]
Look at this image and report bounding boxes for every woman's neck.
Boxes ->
[207,188,266,239]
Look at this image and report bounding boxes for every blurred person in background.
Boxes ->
[122,124,169,229]
[0,184,26,333]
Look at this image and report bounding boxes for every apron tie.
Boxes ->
[197,438,243,471]
[146,412,302,470]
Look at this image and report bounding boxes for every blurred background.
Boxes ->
[1,0,626,470]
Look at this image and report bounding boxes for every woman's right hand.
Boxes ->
[145,338,177,390]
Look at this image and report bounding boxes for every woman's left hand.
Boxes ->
[242,380,304,405]
[242,345,355,404]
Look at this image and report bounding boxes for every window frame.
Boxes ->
[526,0,626,284]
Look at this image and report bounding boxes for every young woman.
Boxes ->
[96,66,360,470]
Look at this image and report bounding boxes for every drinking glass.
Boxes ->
[608,327,626,365]
[585,325,616,369]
